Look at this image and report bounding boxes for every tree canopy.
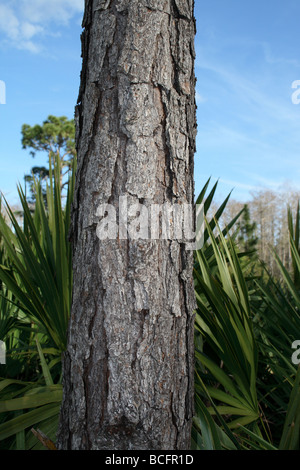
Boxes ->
[22,115,76,201]
[22,115,75,159]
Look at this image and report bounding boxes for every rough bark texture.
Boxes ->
[57,0,197,450]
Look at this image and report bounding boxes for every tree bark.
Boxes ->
[57,0,197,450]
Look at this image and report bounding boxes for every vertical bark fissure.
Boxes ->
[158,85,175,200]
[181,247,195,425]
[83,354,93,449]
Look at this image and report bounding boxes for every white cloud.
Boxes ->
[21,22,44,40]
[218,178,262,192]
[195,90,206,104]
[0,0,84,52]
[262,42,300,68]
[0,4,20,41]
[19,0,84,25]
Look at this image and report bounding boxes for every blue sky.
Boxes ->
[0,0,299,205]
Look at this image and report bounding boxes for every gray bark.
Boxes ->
[57,0,197,450]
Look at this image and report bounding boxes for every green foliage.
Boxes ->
[193,188,300,450]
[0,153,75,449]
[253,203,300,448]
[195,223,260,429]
[22,115,76,202]
[0,364,62,449]
[0,153,75,353]
[22,115,75,159]
[288,201,300,289]
[237,204,258,257]
[0,167,299,450]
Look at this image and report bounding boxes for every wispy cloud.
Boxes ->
[0,0,84,53]
[19,0,84,25]
[194,32,300,201]
[218,178,263,192]
[262,42,300,68]
[197,58,299,124]
[196,90,206,104]
[195,38,300,162]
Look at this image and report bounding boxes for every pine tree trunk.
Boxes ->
[57,0,197,450]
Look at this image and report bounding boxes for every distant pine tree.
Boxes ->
[22,115,75,203]
[237,204,258,257]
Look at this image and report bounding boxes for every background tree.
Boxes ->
[57,0,197,451]
[214,186,300,279]
[22,115,75,202]
[249,187,300,278]
[237,204,258,256]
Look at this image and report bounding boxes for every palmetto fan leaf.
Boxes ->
[194,220,259,429]
[0,153,75,352]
